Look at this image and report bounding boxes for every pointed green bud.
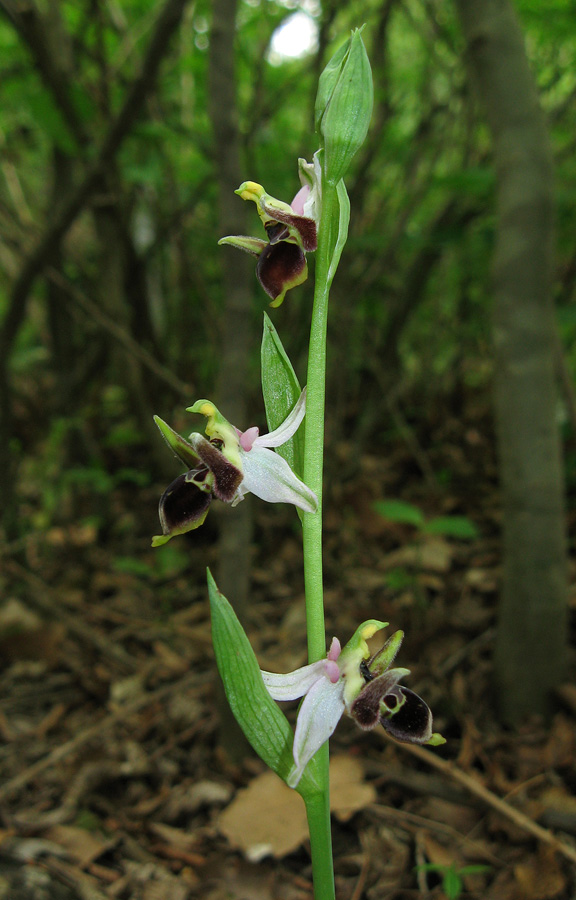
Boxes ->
[314,36,351,133]
[315,28,373,185]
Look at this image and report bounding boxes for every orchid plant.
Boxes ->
[152,29,444,900]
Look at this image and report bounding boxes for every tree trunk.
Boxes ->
[455,0,568,722]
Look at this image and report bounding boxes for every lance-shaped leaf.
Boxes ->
[207,571,319,796]
[261,312,304,479]
[326,178,350,291]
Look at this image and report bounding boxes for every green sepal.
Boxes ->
[207,570,319,796]
[218,235,267,257]
[153,415,201,470]
[260,312,304,479]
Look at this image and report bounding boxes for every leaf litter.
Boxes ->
[0,407,575,899]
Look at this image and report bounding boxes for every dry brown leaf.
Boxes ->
[485,869,522,900]
[218,771,308,861]
[43,825,108,867]
[464,567,498,592]
[218,755,376,859]
[344,568,389,591]
[330,755,376,823]
[539,785,576,816]
[514,847,565,899]
[0,624,66,665]
[419,797,480,834]
[421,833,460,868]
[149,823,201,852]
[382,538,453,573]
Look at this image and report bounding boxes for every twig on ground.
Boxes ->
[399,742,576,866]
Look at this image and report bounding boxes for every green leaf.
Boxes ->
[384,567,414,591]
[261,312,304,477]
[373,499,425,527]
[326,178,350,290]
[27,89,78,155]
[443,866,463,900]
[458,865,492,876]
[207,570,318,796]
[112,556,152,577]
[423,516,479,540]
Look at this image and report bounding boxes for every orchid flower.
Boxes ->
[262,621,445,787]
[152,389,317,546]
[219,156,321,308]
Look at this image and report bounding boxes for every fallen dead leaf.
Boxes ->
[330,755,377,823]
[421,832,460,868]
[43,825,109,868]
[149,822,202,852]
[218,755,376,859]
[539,785,576,816]
[218,770,308,861]
[382,537,454,573]
[514,847,565,899]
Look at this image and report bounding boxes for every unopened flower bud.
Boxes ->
[315,29,373,185]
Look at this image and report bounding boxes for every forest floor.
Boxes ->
[1,398,575,900]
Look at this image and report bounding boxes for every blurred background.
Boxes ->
[0,1,575,898]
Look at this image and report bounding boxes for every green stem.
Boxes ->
[302,181,339,900]
[303,751,334,900]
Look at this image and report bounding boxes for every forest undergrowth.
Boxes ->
[1,392,575,900]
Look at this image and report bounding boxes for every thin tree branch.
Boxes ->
[0,0,87,144]
[0,0,190,354]
[46,268,192,399]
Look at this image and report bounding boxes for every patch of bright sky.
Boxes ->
[267,0,320,65]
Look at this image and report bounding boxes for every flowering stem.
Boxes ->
[302,180,339,900]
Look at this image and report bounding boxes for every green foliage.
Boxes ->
[424,516,479,540]
[414,863,491,899]
[150,543,190,580]
[1,0,575,536]
[261,312,304,478]
[373,499,426,528]
[374,500,479,540]
[207,570,318,798]
[112,556,153,578]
